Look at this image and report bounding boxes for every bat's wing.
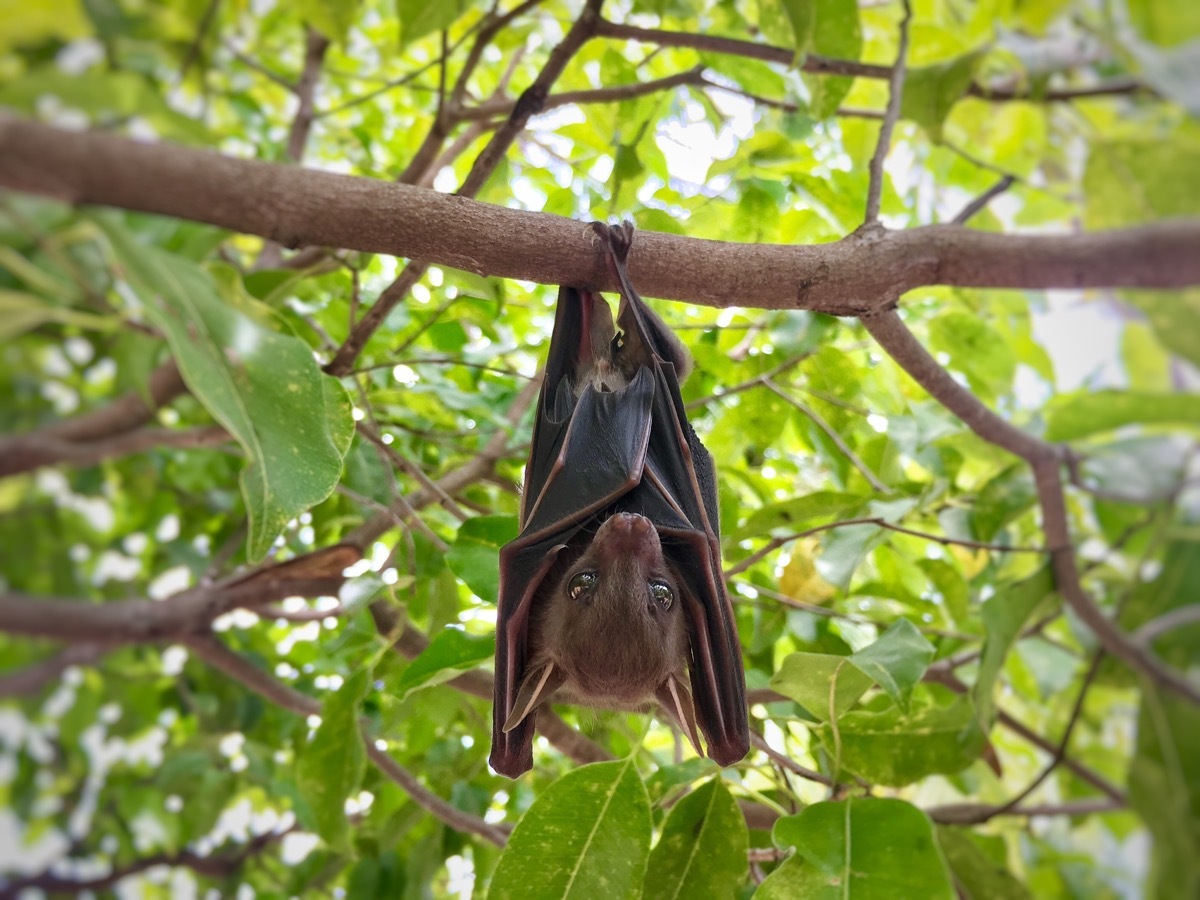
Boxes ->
[599,221,750,766]
[490,287,655,778]
[643,362,749,765]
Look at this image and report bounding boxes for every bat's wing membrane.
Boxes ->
[640,359,749,765]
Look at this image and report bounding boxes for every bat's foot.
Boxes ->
[590,219,634,264]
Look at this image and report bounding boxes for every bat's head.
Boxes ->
[541,512,689,705]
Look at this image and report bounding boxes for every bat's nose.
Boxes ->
[594,512,660,564]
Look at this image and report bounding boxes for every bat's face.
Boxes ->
[537,512,689,707]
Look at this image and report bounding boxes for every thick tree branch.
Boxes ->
[0,424,230,477]
[0,644,110,697]
[3,119,1198,313]
[0,547,353,642]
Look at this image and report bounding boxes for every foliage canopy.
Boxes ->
[0,0,1198,897]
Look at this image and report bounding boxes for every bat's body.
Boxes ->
[490,222,748,778]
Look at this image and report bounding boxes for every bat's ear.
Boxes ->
[656,674,702,758]
[503,662,565,733]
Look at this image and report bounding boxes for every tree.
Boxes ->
[0,0,1197,895]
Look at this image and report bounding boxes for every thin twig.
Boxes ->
[862,0,912,227]
[762,378,889,492]
[951,174,1016,225]
[1135,605,1200,646]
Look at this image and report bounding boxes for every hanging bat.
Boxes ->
[490,221,748,778]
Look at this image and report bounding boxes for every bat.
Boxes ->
[490,221,748,778]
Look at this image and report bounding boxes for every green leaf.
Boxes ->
[393,627,494,700]
[1128,0,1200,47]
[0,0,89,51]
[1129,690,1200,900]
[763,798,954,899]
[900,53,981,140]
[936,827,1033,900]
[816,522,883,590]
[0,288,114,340]
[643,778,748,899]
[296,0,360,43]
[927,311,1015,401]
[1084,138,1200,229]
[770,652,874,719]
[1120,539,1200,672]
[1122,290,1200,370]
[644,758,719,804]
[1045,390,1200,441]
[100,220,351,560]
[489,759,652,900]
[446,515,518,602]
[778,0,814,56]
[803,0,862,119]
[971,465,1038,542]
[735,492,865,539]
[1129,37,1200,116]
[818,696,985,786]
[848,619,935,713]
[398,0,479,47]
[296,668,370,853]
[971,567,1054,730]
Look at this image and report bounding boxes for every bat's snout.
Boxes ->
[592,512,661,565]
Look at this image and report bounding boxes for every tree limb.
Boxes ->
[3,119,1198,314]
[592,17,1145,103]
[862,0,911,227]
[0,826,287,899]
[183,634,510,846]
[0,424,230,477]
[326,0,606,375]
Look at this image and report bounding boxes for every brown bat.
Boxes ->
[490,221,748,778]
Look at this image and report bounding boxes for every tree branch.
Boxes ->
[184,634,510,846]
[0,546,354,642]
[4,119,1198,313]
[951,174,1016,225]
[0,826,287,899]
[459,67,706,121]
[592,16,1143,103]
[0,644,110,697]
[928,797,1123,824]
[0,424,230,477]
[325,0,606,375]
[862,0,911,227]
[0,359,186,477]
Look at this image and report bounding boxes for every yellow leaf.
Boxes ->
[949,544,989,578]
[780,540,837,604]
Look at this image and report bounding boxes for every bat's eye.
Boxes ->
[568,571,597,600]
[649,581,674,611]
